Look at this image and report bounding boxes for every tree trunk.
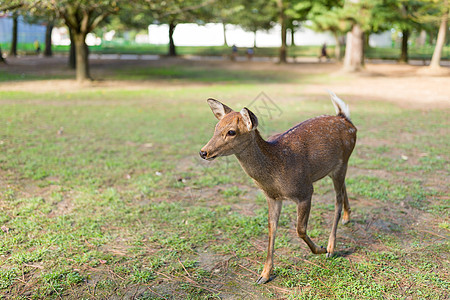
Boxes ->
[399,29,409,63]
[428,30,435,45]
[364,32,370,51]
[168,22,176,56]
[222,23,228,46]
[429,8,448,70]
[333,31,341,61]
[343,23,364,72]
[253,30,257,48]
[69,27,76,69]
[277,0,287,63]
[417,30,426,47]
[11,15,18,56]
[0,47,6,64]
[44,21,54,57]
[291,27,295,46]
[74,33,90,82]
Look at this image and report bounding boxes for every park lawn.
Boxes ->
[0,65,449,299]
[4,41,450,60]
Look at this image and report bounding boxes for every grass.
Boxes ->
[2,41,450,60]
[0,62,449,299]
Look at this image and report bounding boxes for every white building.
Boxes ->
[148,23,338,47]
[148,22,391,48]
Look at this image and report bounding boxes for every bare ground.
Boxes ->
[1,56,449,109]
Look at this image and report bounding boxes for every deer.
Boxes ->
[199,91,357,284]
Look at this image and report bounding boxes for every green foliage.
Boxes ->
[228,0,276,32]
[308,2,349,34]
[370,0,424,33]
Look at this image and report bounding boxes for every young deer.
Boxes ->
[199,92,357,284]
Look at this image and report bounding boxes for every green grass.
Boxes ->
[3,41,450,59]
[366,45,450,60]
[0,64,448,299]
[108,65,304,83]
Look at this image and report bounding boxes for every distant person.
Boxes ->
[318,43,329,62]
[231,44,238,61]
[247,47,254,61]
[34,40,41,55]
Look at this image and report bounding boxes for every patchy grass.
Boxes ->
[0,63,449,299]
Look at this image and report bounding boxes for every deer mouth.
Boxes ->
[205,155,217,161]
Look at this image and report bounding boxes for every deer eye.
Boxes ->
[227,130,236,136]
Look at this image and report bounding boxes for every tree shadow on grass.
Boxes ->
[0,56,329,85]
[109,64,300,84]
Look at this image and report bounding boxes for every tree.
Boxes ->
[0,0,23,61]
[277,0,288,62]
[23,9,60,57]
[44,19,54,56]
[0,48,5,64]
[228,0,276,48]
[343,23,364,71]
[275,0,313,63]
[68,28,76,69]
[287,19,301,47]
[0,2,22,12]
[429,4,449,70]
[308,1,347,61]
[414,0,450,72]
[10,14,18,56]
[138,0,216,57]
[210,0,245,46]
[371,0,423,63]
[342,0,374,72]
[41,0,119,82]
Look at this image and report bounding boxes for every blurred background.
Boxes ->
[1,0,449,81]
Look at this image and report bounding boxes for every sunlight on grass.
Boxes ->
[0,67,448,298]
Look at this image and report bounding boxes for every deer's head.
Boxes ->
[199,99,258,160]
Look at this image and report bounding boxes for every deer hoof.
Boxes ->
[256,276,270,284]
[326,252,333,258]
[316,246,327,254]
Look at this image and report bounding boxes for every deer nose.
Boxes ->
[199,151,207,159]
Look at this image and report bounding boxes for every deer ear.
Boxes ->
[207,98,233,120]
[240,107,258,131]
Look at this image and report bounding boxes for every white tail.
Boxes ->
[327,90,350,120]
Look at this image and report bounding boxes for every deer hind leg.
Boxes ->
[257,198,282,284]
[342,182,351,225]
[327,165,350,257]
[295,187,327,255]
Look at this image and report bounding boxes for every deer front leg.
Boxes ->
[257,198,282,284]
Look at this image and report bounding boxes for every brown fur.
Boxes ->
[200,97,357,284]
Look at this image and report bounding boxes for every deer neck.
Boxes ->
[234,130,274,182]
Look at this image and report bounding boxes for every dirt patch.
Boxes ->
[197,250,232,273]
[1,56,449,109]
